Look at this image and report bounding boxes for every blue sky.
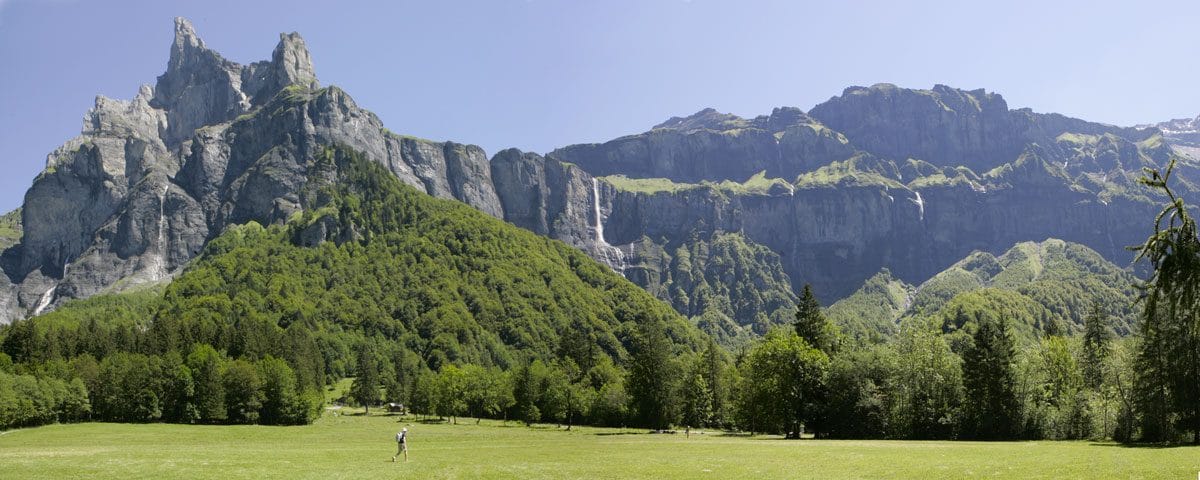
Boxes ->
[1,0,1198,212]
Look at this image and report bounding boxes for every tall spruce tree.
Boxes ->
[1132,159,1200,443]
[962,312,1020,439]
[698,337,730,426]
[794,284,839,354]
[350,345,381,414]
[1082,302,1113,391]
[628,319,679,430]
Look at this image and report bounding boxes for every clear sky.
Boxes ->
[1,0,1198,212]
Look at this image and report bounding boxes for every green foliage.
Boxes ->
[187,344,227,423]
[222,359,264,424]
[793,284,840,354]
[735,328,829,436]
[0,370,89,429]
[630,232,796,344]
[679,337,733,428]
[349,346,380,413]
[0,207,20,250]
[628,319,680,430]
[1082,302,1113,390]
[1131,158,1200,442]
[257,356,314,425]
[432,364,468,422]
[888,320,963,439]
[1016,336,1090,439]
[898,239,1142,343]
[460,364,513,422]
[961,313,1020,439]
[825,269,914,344]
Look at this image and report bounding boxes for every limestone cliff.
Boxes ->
[0,20,1187,338]
[0,18,506,322]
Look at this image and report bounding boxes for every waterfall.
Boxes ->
[912,191,926,222]
[592,178,606,241]
[591,178,626,274]
[31,286,56,317]
[152,184,170,280]
[32,260,68,317]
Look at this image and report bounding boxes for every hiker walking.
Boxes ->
[393,427,408,462]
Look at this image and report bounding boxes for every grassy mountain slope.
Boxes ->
[825,269,914,344]
[0,208,20,251]
[831,239,1141,344]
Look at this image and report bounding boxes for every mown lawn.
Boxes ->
[1,411,1197,479]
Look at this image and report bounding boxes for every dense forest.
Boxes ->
[1,148,1199,444]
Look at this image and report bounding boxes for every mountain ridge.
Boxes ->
[0,18,1191,333]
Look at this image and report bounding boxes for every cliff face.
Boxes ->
[0,20,1187,335]
[549,107,854,183]
[542,83,1182,317]
[0,19,508,323]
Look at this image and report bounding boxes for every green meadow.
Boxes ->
[1,411,1197,480]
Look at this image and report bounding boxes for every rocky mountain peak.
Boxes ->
[762,106,809,130]
[808,83,1042,171]
[653,108,749,132]
[1140,115,1200,155]
[153,18,248,145]
[169,17,205,63]
[270,32,319,91]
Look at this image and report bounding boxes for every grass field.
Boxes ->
[3,411,1200,479]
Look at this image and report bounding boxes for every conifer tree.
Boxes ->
[628,319,679,430]
[1132,159,1200,443]
[350,345,381,414]
[794,284,839,354]
[1082,302,1113,391]
[962,312,1019,439]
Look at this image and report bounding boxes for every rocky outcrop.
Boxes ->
[807,84,1156,173]
[490,148,594,248]
[1140,114,1200,161]
[589,161,1160,302]
[549,107,855,183]
[0,18,509,323]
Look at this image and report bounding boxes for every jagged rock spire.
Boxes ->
[153,17,248,145]
[168,17,205,71]
[271,32,318,90]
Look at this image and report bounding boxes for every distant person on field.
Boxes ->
[393,427,408,462]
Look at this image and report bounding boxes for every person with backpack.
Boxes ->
[392,427,408,462]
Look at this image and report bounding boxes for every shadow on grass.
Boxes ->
[1088,441,1200,449]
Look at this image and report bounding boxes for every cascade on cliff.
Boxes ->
[591,178,626,274]
[154,183,170,281]
[31,261,66,317]
[31,286,55,317]
[912,190,925,222]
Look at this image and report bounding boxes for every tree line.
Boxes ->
[1,151,1198,444]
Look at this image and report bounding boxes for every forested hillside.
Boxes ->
[826,239,1142,345]
[0,146,704,430]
